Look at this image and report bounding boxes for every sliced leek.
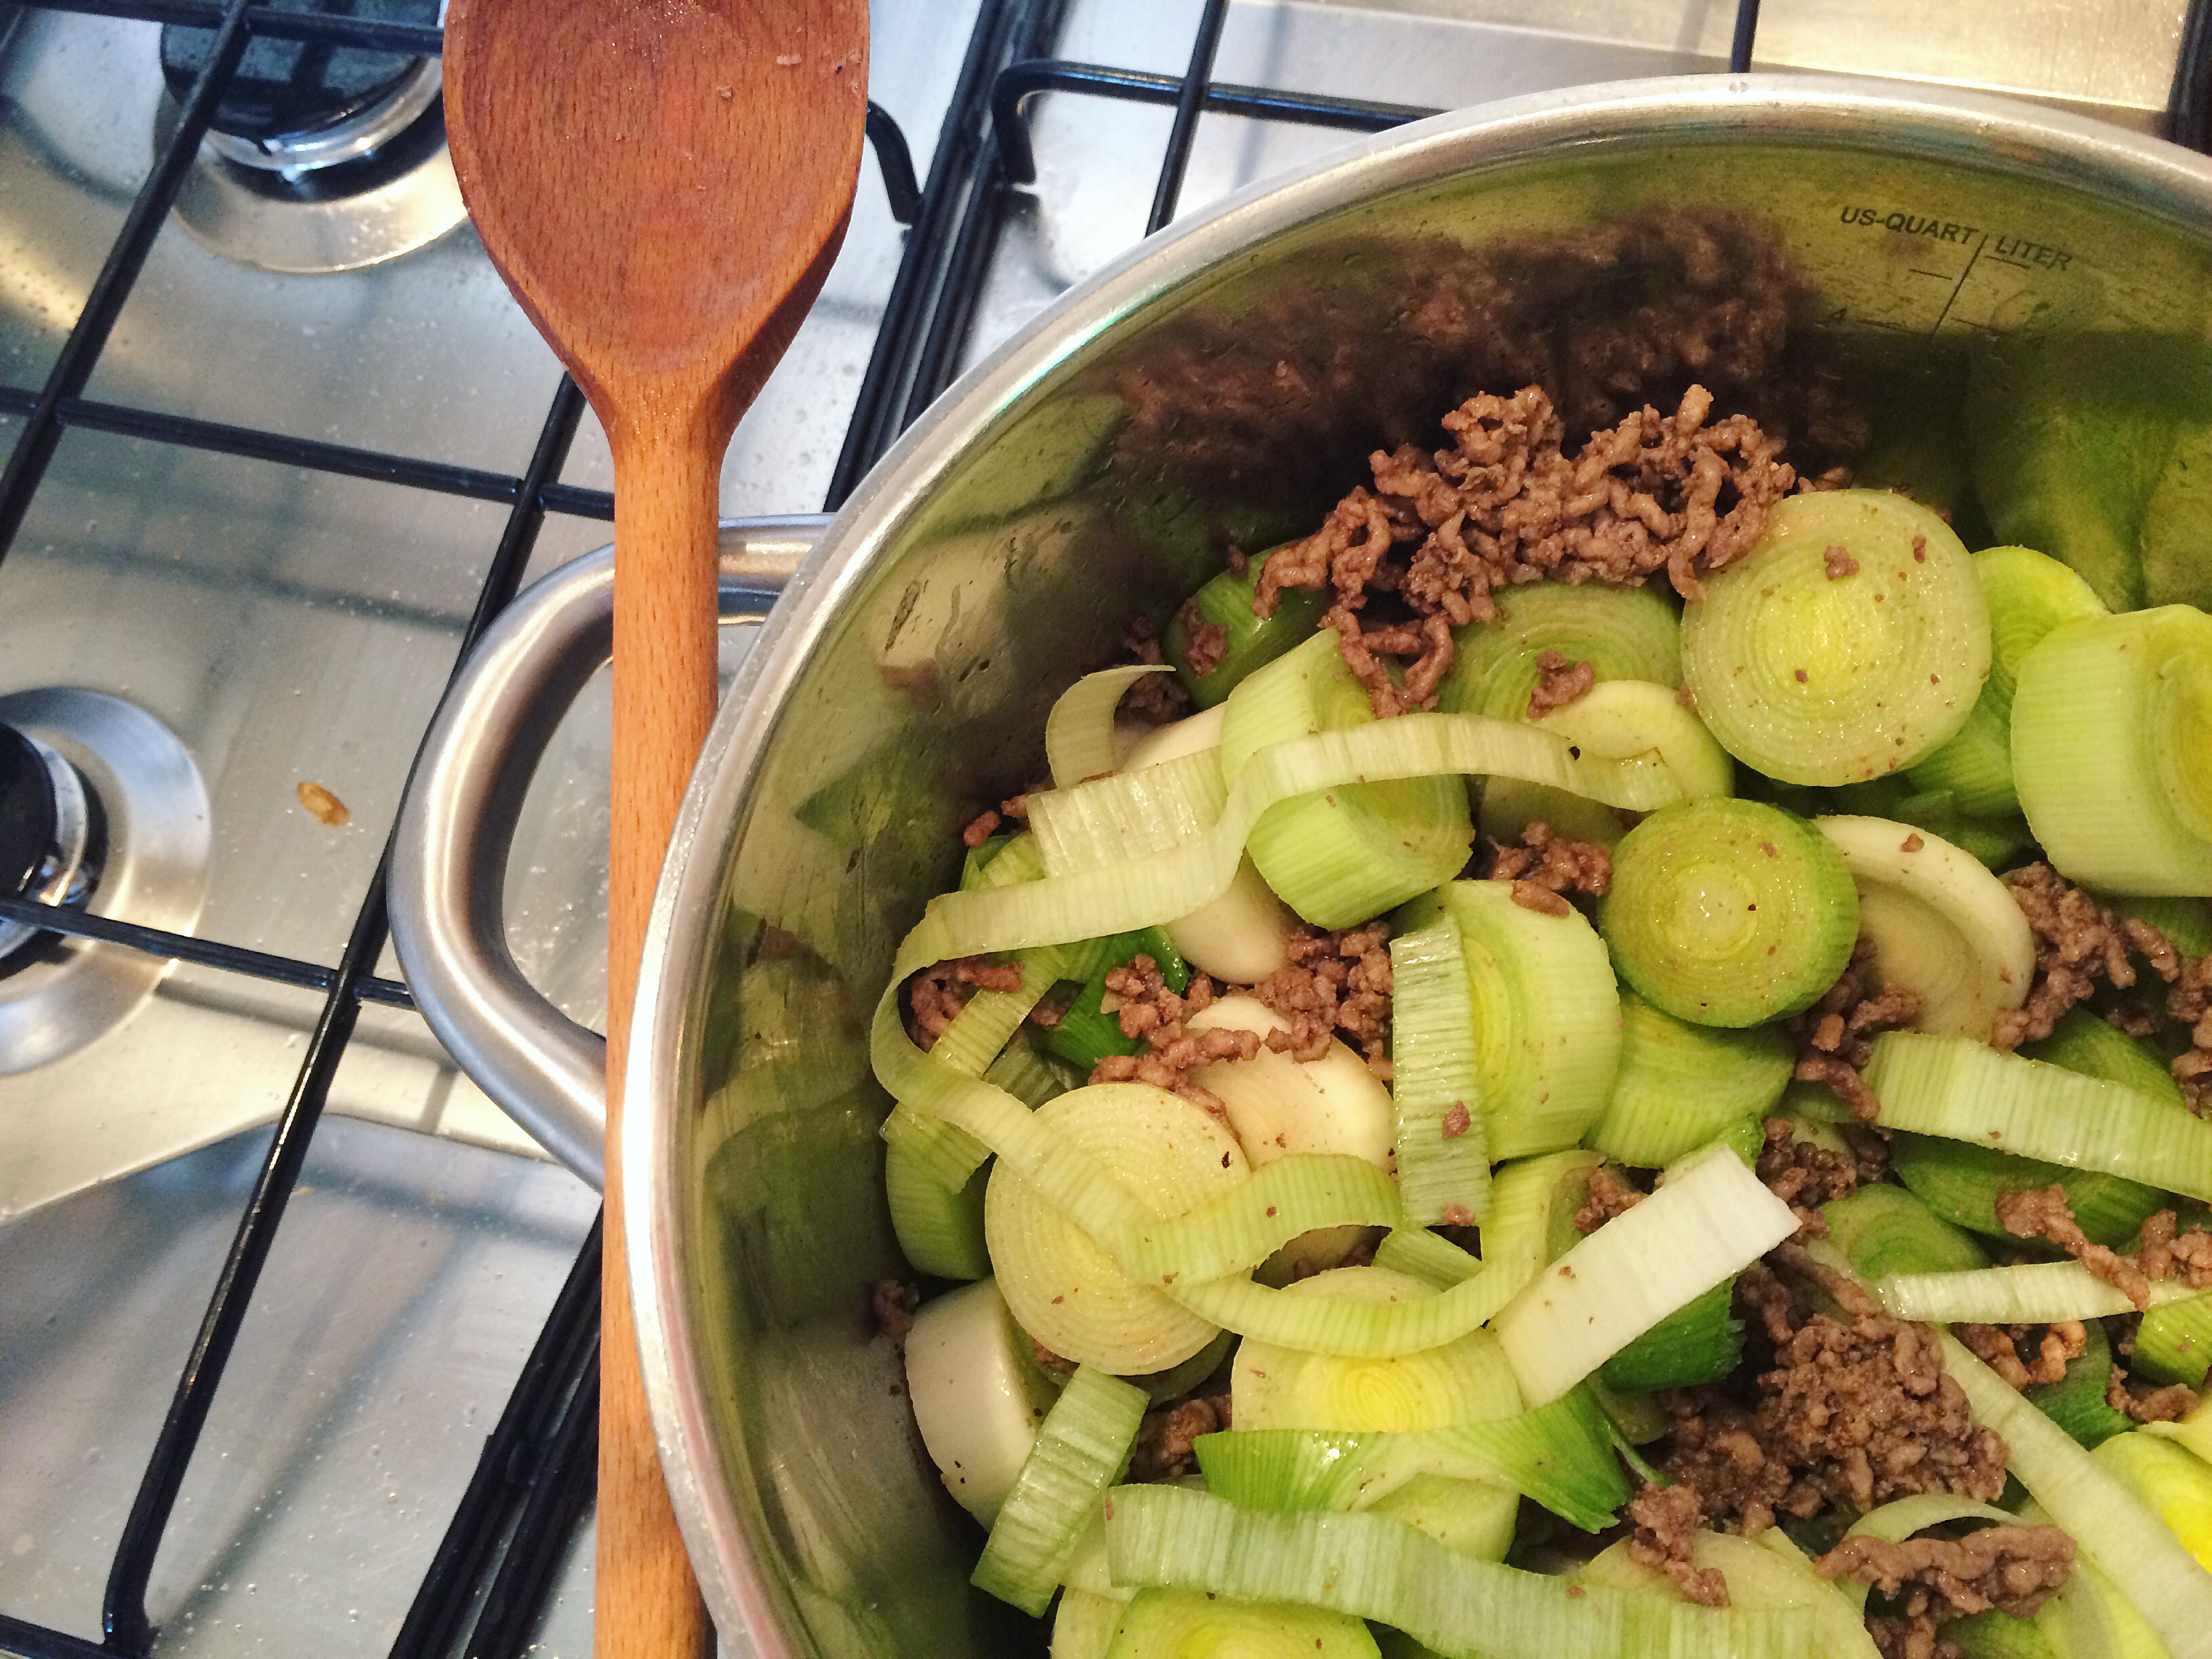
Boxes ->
[1103,1587,1381,1659]
[1864,1032,2212,1203]
[1439,581,1683,720]
[905,1279,1065,1523]
[1388,916,1493,1226]
[975,1364,1149,1615]
[1372,1227,1484,1289]
[1492,1145,1801,1405]
[1048,664,1176,788]
[1814,815,2035,1041]
[1821,1183,1989,1280]
[2011,605,2212,895]
[886,1139,991,1280]
[1586,991,1794,1169]
[1162,542,1332,708]
[1601,798,1860,1027]
[1681,489,1991,786]
[1579,1530,1879,1659]
[1597,1279,1744,1392]
[1875,1261,2205,1324]
[1479,678,1732,852]
[1888,1132,2167,1250]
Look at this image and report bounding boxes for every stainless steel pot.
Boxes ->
[390,75,2212,1659]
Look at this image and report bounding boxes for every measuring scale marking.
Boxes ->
[1832,203,2082,337]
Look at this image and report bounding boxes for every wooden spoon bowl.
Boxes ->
[442,4,867,1654]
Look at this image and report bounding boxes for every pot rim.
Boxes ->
[624,69,2212,1657]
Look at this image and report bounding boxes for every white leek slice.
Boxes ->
[986,1083,1248,1374]
[1052,1587,1125,1659]
[1231,1266,1523,1435]
[887,949,1069,1191]
[2145,1395,2212,1466]
[1103,1588,1382,1659]
[1864,1032,2212,1202]
[1877,1261,2207,1325]
[1492,1145,1800,1406]
[1534,678,1734,800]
[1580,1531,1880,1659]
[1814,815,2034,1040]
[1938,1330,2212,1659]
[974,1364,1149,1616]
[905,1279,1064,1524]
[1101,1484,1814,1659]
[1048,664,1174,787]
[1117,1153,1401,1286]
[1029,747,1229,876]
[1389,915,1493,1226]
[1187,994,1397,1277]
[1365,1475,1521,1563]
[1166,1267,1523,1360]
[1372,1227,1485,1288]
[1120,703,1227,771]
[890,712,1684,970]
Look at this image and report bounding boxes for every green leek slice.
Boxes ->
[1053,1587,1125,1659]
[1681,489,1990,786]
[1600,797,1860,1027]
[1586,992,1794,1169]
[886,1140,990,1280]
[2022,1316,2134,1451]
[1221,630,1473,928]
[1101,1484,1814,1659]
[2012,605,2212,895]
[2135,1294,2212,1389]
[1479,677,1734,853]
[1415,879,1622,1160]
[1479,1150,1603,1296]
[1820,1183,1989,1280]
[1813,815,2034,1041]
[2022,1008,2189,1109]
[1103,1587,1381,1659]
[1371,1227,1483,1289]
[1864,1032,2212,1203]
[1597,1278,1744,1391]
[1048,665,1176,788]
[1364,1476,1521,1564]
[1492,1145,1801,1405]
[1439,581,1683,720]
[1888,1133,2167,1252]
[975,1364,1149,1615]
[1938,1329,2212,1658]
[1578,1530,1879,1659]
[1875,1261,2206,1324]
[1389,914,1492,1226]
[1162,543,1333,708]
[1908,546,2108,816]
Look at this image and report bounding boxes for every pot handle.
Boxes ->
[388,515,829,1190]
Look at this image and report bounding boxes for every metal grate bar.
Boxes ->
[989,60,1427,184]
[866,100,924,226]
[0,0,253,568]
[1730,0,1761,73]
[0,894,413,1008]
[2171,0,2212,150]
[18,0,447,56]
[1146,0,1231,234]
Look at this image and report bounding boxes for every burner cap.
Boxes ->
[161,0,439,145]
[0,724,58,901]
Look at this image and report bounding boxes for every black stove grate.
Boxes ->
[0,0,2207,1654]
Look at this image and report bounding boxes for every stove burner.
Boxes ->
[159,2,434,156]
[0,691,209,1074]
[0,724,95,965]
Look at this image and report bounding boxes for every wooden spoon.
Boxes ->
[441,5,868,1654]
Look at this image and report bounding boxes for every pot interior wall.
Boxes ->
[674,123,2212,1658]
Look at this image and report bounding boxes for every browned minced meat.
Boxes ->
[1995,1185,2155,1311]
[1574,1165,1645,1233]
[1250,922,1395,1078]
[1127,1392,1230,1483]
[1174,594,1230,680]
[1117,616,1191,727]
[1441,1101,1472,1140]
[872,1279,920,1340]
[2167,952,2212,1113]
[905,956,1025,1050]
[1824,544,1860,580]
[1756,1115,1861,1236]
[1490,821,1612,919]
[1031,1340,1078,1380]
[1626,1482,1729,1607]
[1992,864,2179,1050]
[1817,1526,2074,1659]
[1792,937,1921,1120]
[1254,383,1798,717]
[1088,956,1259,1115]
[2134,1208,2212,1287]
[1955,1320,2086,1389]
[961,794,1033,848]
[1527,648,1597,718]
[1658,1291,2006,1536]
[2107,1361,2200,1424]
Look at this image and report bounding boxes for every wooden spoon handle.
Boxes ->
[603,422,722,1659]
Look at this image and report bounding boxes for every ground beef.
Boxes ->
[1088,957,1259,1115]
[2134,1208,2212,1288]
[1756,1116,1861,1236]
[961,793,1033,848]
[1489,821,1612,918]
[1255,382,1797,716]
[1117,617,1191,727]
[905,956,1026,1049]
[1992,864,2179,1050]
[1658,1289,2006,1536]
[1626,1482,1729,1607]
[1792,938,1921,1120]
[1248,922,1395,1077]
[1441,1101,1472,1139]
[1994,1185,2155,1310]
[1954,1320,2085,1388]
[1817,1526,2074,1659]
[2106,1363,2200,1423]
[2167,953,2212,1114]
[872,1279,920,1340]
[1127,1392,1230,1482]
[1574,1165,1645,1233]
[1527,649,1597,718]
[1824,544,1860,580]
[1031,1341,1078,1380]
[1174,594,1230,680]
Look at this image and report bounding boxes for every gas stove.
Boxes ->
[0,1,2199,1655]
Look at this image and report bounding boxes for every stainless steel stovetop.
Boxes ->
[0,1,2194,1654]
